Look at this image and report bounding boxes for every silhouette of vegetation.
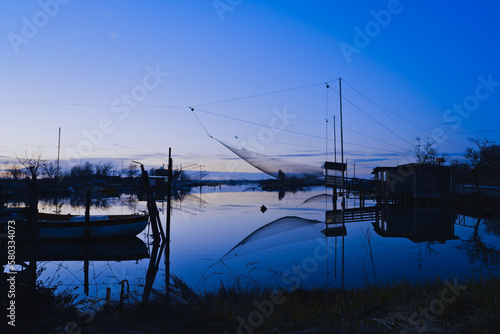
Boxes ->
[458,218,500,269]
[9,273,499,333]
[16,148,46,181]
[451,137,500,187]
[414,137,446,165]
[5,163,23,180]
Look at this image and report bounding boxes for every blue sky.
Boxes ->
[1,0,500,177]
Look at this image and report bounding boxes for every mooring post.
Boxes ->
[26,177,39,290]
[28,178,39,236]
[84,188,91,295]
[138,163,162,242]
[85,188,90,239]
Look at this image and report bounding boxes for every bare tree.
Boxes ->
[16,148,46,181]
[415,138,439,165]
[465,137,500,188]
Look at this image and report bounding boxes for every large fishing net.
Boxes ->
[218,140,324,180]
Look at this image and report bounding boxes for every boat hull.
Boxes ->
[35,213,148,239]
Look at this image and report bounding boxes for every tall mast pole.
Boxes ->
[326,82,329,161]
[56,127,61,180]
[333,116,337,163]
[339,78,345,290]
[339,78,344,204]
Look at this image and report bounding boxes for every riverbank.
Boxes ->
[4,273,499,333]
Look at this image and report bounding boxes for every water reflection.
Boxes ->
[38,195,122,213]
[373,206,458,243]
[457,217,500,270]
[1,236,151,301]
[36,191,206,216]
[3,237,149,262]
[205,201,500,290]
[4,187,500,297]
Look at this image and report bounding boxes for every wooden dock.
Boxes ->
[325,175,380,193]
[325,206,380,225]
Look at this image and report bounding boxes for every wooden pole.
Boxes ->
[138,164,162,242]
[84,188,90,295]
[85,188,90,239]
[142,240,166,303]
[165,147,172,299]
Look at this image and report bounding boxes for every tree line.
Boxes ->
[2,150,150,181]
[415,137,500,186]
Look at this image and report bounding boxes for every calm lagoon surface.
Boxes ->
[27,185,500,302]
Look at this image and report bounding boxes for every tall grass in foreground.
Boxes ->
[4,273,499,333]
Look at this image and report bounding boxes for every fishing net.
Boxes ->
[218,140,324,180]
[221,216,323,259]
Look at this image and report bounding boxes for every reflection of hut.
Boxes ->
[373,207,458,243]
[372,164,453,205]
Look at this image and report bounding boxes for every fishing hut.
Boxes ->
[372,163,454,206]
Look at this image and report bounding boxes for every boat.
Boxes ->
[2,236,149,262]
[31,213,149,239]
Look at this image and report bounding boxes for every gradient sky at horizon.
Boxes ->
[1,0,500,178]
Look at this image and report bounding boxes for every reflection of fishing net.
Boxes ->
[299,194,333,206]
[222,216,322,259]
[219,140,323,179]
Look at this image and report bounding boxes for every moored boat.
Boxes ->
[33,213,149,239]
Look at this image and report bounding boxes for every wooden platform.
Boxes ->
[325,175,380,193]
[326,206,380,224]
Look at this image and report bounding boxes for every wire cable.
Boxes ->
[190,108,213,138]
[329,86,415,148]
[191,80,338,108]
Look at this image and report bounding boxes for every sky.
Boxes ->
[1,0,500,178]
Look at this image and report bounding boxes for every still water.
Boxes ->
[14,186,500,302]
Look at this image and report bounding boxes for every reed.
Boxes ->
[5,272,499,333]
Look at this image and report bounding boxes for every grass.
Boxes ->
[3,273,499,333]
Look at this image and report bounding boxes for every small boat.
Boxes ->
[2,236,149,262]
[33,213,149,239]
